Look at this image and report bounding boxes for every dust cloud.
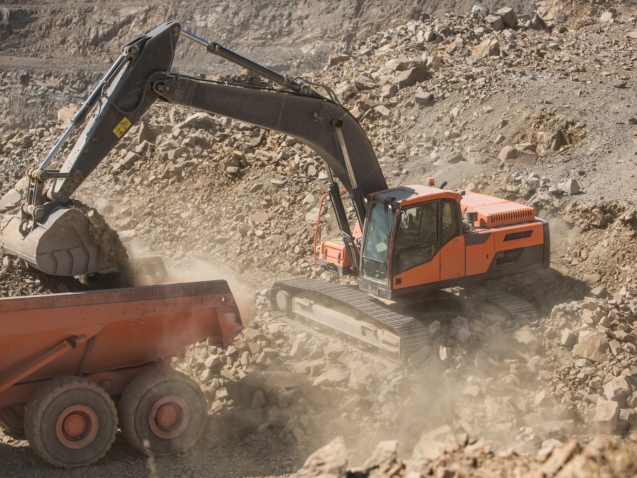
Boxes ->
[165,258,256,325]
[123,239,255,324]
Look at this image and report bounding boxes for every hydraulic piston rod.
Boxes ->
[39,53,130,170]
[180,29,305,93]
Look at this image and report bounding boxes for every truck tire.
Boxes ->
[0,406,26,439]
[118,368,207,456]
[24,376,118,468]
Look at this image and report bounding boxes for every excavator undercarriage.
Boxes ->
[270,277,539,363]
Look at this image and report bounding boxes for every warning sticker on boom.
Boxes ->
[113,117,131,138]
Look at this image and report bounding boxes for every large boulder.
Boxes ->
[293,436,347,478]
[393,66,428,90]
[498,145,537,164]
[57,103,78,127]
[604,377,632,404]
[573,331,609,362]
[178,112,217,130]
[472,38,500,59]
[496,7,518,28]
[593,398,619,434]
[485,14,504,31]
[0,188,22,212]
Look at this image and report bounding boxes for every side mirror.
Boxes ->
[400,211,409,229]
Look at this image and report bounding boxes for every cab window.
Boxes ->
[394,202,438,274]
[441,200,460,246]
[362,202,395,283]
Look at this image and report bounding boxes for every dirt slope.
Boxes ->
[2,2,637,477]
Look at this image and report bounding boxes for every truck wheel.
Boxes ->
[0,406,26,439]
[118,368,207,456]
[24,377,117,468]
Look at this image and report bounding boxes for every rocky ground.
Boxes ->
[2,1,637,477]
[0,0,534,129]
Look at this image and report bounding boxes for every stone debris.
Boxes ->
[138,275,637,462]
[1,3,637,474]
[293,433,637,478]
[558,178,581,196]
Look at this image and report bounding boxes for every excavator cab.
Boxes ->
[318,183,550,300]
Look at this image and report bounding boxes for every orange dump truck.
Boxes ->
[0,280,242,468]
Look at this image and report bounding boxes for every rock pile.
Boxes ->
[293,433,637,478]
[547,283,637,436]
[0,251,87,297]
[1,3,637,474]
[158,271,636,464]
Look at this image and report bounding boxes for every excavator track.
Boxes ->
[467,287,539,321]
[271,278,429,362]
[271,278,541,363]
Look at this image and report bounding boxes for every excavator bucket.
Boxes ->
[1,206,112,276]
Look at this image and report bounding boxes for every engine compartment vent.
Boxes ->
[485,207,535,228]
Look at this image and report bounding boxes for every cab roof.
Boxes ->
[370,185,461,207]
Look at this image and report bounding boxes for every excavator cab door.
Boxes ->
[439,199,465,281]
[390,202,440,290]
[389,198,465,290]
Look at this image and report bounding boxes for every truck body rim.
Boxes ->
[148,396,190,439]
[55,405,99,449]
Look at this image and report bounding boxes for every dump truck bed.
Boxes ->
[0,280,242,408]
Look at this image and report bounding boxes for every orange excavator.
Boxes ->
[0,22,550,362]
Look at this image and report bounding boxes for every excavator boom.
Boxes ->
[0,22,386,276]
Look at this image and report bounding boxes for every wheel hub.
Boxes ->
[156,404,178,427]
[149,396,190,439]
[55,405,99,449]
[64,414,86,436]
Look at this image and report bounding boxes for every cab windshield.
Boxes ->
[362,202,395,283]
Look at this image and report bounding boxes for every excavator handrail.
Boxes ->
[313,190,341,264]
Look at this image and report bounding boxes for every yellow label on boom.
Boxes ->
[113,117,131,138]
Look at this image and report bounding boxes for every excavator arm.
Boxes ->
[1,22,386,277]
